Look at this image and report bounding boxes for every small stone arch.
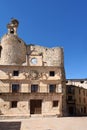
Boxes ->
[10,28,14,34]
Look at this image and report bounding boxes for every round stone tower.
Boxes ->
[0,19,26,65]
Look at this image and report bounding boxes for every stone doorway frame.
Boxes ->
[30,99,42,114]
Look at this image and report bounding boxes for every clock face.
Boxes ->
[31,58,37,64]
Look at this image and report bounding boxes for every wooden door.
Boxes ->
[30,100,42,114]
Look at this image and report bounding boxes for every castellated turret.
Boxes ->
[0,19,26,65]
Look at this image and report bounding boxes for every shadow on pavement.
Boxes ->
[0,122,21,130]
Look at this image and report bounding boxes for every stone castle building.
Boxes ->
[0,19,87,118]
[0,19,67,117]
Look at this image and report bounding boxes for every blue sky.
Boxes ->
[0,0,87,79]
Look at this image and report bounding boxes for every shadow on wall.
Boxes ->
[0,122,21,130]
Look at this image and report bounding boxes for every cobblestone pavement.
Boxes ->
[0,117,87,130]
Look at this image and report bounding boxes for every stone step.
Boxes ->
[0,115,30,120]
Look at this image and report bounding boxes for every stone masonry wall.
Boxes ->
[0,34,26,65]
[0,94,62,116]
[27,45,64,67]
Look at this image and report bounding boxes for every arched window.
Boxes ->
[10,28,14,34]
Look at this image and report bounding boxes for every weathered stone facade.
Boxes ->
[0,19,66,117]
[66,79,87,116]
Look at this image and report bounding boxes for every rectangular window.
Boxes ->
[49,84,56,93]
[53,101,58,107]
[13,70,19,76]
[12,84,19,93]
[11,101,17,108]
[31,84,38,92]
[67,86,74,94]
[84,107,86,113]
[84,98,86,103]
[67,96,73,101]
[49,71,55,76]
[81,108,83,113]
